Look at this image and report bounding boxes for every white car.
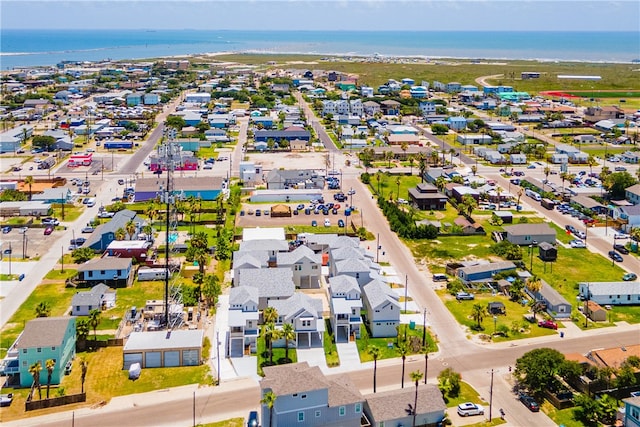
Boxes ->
[457,402,485,417]
[569,239,586,248]
[324,218,331,227]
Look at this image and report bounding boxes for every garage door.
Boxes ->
[182,349,199,366]
[145,352,162,368]
[123,353,143,370]
[164,351,180,367]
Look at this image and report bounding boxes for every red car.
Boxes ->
[538,320,558,330]
[43,226,54,235]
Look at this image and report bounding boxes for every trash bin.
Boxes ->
[409,321,416,330]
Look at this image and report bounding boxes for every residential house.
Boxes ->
[254,127,311,143]
[71,283,116,316]
[503,223,556,246]
[349,99,364,116]
[457,134,492,145]
[457,261,516,284]
[76,256,132,288]
[362,279,400,338]
[572,195,607,215]
[363,101,380,116]
[269,293,324,348]
[410,86,428,98]
[265,169,324,190]
[510,153,527,164]
[551,153,569,164]
[446,82,462,93]
[448,116,467,131]
[238,239,289,263]
[123,330,203,369]
[363,384,446,427]
[408,183,447,210]
[380,100,401,115]
[623,396,640,427]
[451,186,481,203]
[260,362,364,427]
[237,268,295,310]
[276,245,322,289]
[386,134,420,145]
[31,188,73,204]
[622,151,640,164]
[573,134,597,144]
[14,317,76,387]
[527,280,572,319]
[328,275,363,342]
[84,209,140,252]
[626,184,640,205]
[484,150,506,164]
[232,250,270,285]
[453,216,485,235]
[228,286,259,357]
[330,254,377,287]
[584,106,624,122]
[419,101,436,116]
[579,282,640,306]
[613,204,640,232]
[106,240,151,262]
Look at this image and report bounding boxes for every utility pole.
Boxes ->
[488,368,495,421]
[216,331,221,385]
[404,275,408,312]
[422,308,427,347]
[376,233,380,263]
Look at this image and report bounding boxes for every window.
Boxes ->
[51,347,55,351]
[88,271,93,278]
[294,265,301,271]
[632,407,639,419]
[22,361,27,366]
[312,265,318,270]
[37,347,41,353]
[22,349,27,354]
[339,406,346,416]
[100,270,105,275]
[76,306,80,310]
[297,412,304,422]
[355,403,362,413]
[301,394,307,399]
[302,320,311,327]
[315,410,321,418]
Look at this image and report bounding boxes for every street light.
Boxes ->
[493,315,498,335]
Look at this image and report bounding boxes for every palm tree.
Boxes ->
[516,188,524,208]
[368,345,380,393]
[260,390,277,427]
[35,301,51,318]
[76,318,90,351]
[384,150,394,168]
[410,370,424,427]
[395,177,401,202]
[114,227,126,241]
[125,220,137,240]
[400,141,408,160]
[407,154,415,175]
[88,308,101,342]
[543,166,551,192]
[399,342,408,388]
[194,249,208,276]
[281,323,296,363]
[470,165,477,176]
[417,153,427,182]
[24,175,34,201]
[587,155,597,176]
[471,304,486,329]
[495,187,503,210]
[526,275,542,294]
[560,172,568,193]
[29,361,42,400]
[79,357,88,394]
[45,359,55,399]
[145,201,157,227]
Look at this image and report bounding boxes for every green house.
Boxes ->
[16,317,76,387]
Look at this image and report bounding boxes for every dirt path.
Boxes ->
[475,74,504,87]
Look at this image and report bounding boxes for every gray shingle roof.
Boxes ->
[538,281,571,307]
[276,245,321,266]
[229,286,259,306]
[503,223,555,237]
[363,279,400,309]
[233,250,269,268]
[329,275,360,296]
[459,261,516,275]
[330,246,366,262]
[84,209,139,248]
[238,239,289,253]
[77,256,132,272]
[261,362,363,406]
[71,283,113,307]
[237,268,295,298]
[334,258,371,275]
[364,384,445,422]
[269,292,322,322]
[17,317,74,349]
[328,235,360,249]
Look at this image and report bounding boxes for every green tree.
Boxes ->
[24,175,34,201]
[431,123,449,135]
[410,370,424,427]
[470,304,486,329]
[281,322,296,363]
[76,318,90,351]
[260,390,277,427]
[574,393,599,426]
[437,367,461,399]
[515,348,565,394]
[29,361,42,400]
[35,301,51,318]
[603,171,638,199]
[165,115,186,131]
[45,359,55,399]
[125,220,137,240]
[368,345,380,393]
[114,227,126,241]
[32,135,56,150]
[88,309,101,342]
[201,274,221,307]
[72,247,95,263]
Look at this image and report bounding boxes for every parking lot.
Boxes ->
[0,226,62,261]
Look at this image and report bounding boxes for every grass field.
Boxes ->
[356,323,437,362]
[197,419,244,427]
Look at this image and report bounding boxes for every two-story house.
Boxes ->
[362,279,400,338]
[237,268,295,310]
[14,317,76,387]
[261,362,364,427]
[76,256,132,288]
[276,245,322,289]
[328,275,363,342]
[228,286,260,357]
[408,183,448,210]
[269,292,324,348]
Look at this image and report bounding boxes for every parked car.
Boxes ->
[456,292,475,301]
[255,209,261,217]
[81,226,95,233]
[98,211,115,218]
[44,226,54,235]
[18,227,28,234]
[623,273,637,281]
[574,230,586,239]
[565,225,576,234]
[296,204,305,210]
[42,217,60,226]
[324,218,331,227]
[538,320,558,330]
[247,411,259,427]
[519,394,540,412]
[608,250,623,262]
[1,226,11,234]
[337,219,345,227]
[614,244,629,255]
[569,239,586,248]
[457,402,484,417]
[433,274,448,282]
[311,220,317,227]
[70,238,86,246]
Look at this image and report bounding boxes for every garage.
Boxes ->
[123,353,143,370]
[123,330,203,369]
[164,351,180,367]
[145,352,162,368]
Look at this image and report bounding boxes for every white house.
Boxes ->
[228,286,260,357]
[362,279,400,338]
[328,275,363,342]
[579,282,640,306]
[71,283,116,316]
[276,245,322,289]
[269,292,325,348]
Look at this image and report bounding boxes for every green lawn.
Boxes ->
[256,333,298,376]
[441,291,558,341]
[580,146,629,159]
[541,401,583,427]
[368,173,421,201]
[356,323,437,362]
[323,319,340,367]
[49,204,83,222]
[44,268,77,280]
[197,419,244,427]
[444,381,485,407]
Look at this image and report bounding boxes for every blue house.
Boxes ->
[77,256,133,288]
[410,86,428,99]
[143,93,160,105]
[134,177,223,202]
[251,117,274,129]
[448,116,468,131]
[84,209,139,252]
[401,78,415,85]
[126,93,143,106]
[457,261,516,283]
[14,317,76,387]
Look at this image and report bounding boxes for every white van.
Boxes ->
[525,189,541,201]
[86,198,96,207]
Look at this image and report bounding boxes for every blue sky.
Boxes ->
[2,1,639,31]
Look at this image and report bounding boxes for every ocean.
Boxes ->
[1,29,639,69]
